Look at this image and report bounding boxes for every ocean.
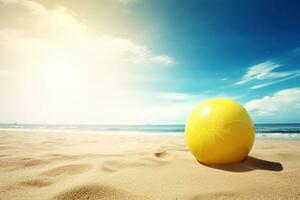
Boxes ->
[0,123,300,139]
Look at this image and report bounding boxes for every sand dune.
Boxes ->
[0,130,299,199]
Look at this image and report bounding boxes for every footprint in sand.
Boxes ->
[42,164,92,176]
[101,150,169,173]
[101,159,148,173]
[154,150,169,158]
[52,184,136,200]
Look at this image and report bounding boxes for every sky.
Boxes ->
[0,0,299,124]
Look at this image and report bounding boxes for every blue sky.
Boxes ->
[127,0,300,123]
[0,0,299,124]
[128,0,300,91]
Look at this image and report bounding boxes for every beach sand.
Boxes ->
[0,130,299,200]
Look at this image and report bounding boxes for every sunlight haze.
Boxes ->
[0,0,299,124]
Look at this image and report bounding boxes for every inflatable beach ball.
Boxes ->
[185,98,255,165]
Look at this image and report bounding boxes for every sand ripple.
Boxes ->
[42,164,92,176]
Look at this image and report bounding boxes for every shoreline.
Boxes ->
[1,128,300,140]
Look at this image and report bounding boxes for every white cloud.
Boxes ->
[245,87,300,122]
[0,0,176,124]
[236,61,300,89]
[148,93,206,124]
[150,55,175,65]
[251,73,300,89]
[156,92,243,103]
[0,0,48,16]
[149,92,247,124]
[0,0,174,67]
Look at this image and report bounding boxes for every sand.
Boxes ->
[0,130,299,200]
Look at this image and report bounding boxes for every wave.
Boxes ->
[0,124,299,139]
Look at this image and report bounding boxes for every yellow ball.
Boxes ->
[185,98,255,165]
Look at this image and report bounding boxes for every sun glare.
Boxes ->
[42,60,80,93]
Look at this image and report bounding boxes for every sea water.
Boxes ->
[0,123,299,139]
